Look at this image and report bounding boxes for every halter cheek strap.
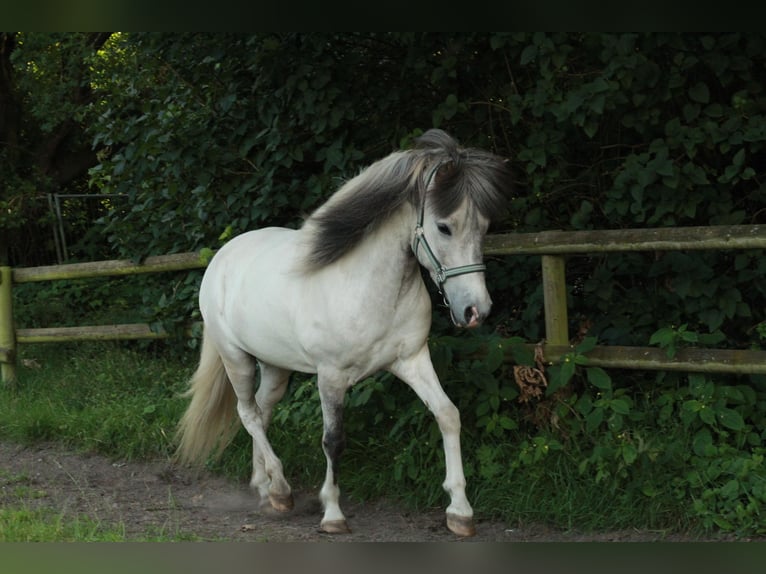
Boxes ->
[411,163,486,299]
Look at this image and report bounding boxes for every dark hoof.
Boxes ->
[446,513,476,537]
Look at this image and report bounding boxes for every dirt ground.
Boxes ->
[0,441,718,542]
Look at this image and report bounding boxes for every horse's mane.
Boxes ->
[303,129,511,269]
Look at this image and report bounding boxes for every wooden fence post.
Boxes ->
[0,265,16,384]
[541,255,569,346]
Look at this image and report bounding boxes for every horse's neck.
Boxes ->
[344,204,422,296]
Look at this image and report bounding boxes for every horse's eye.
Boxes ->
[437,223,452,236]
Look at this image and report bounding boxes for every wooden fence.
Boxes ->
[2,224,766,383]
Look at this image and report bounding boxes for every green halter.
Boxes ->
[411,163,487,298]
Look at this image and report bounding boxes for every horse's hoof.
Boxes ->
[446,513,476,537]
[320,519,351,534]
[269,493,294,513]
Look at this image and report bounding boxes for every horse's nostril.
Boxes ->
[464,305,479,325]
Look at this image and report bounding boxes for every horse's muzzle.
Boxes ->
[450,304,488,329]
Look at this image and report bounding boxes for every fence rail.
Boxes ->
[2,224,766,383]
[12,252,208,283]
[483,224,766,255]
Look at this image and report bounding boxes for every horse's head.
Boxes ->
[411,131,512,328]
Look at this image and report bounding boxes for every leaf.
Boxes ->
[700,407,716,425]
[508,343,535,366]
[732,148,746,168]
[621,443,638,465]
[719,478,740,499]
[499,416,517,430]
[680,330,699,344]
[692,428,715,457]
[484,344,505,373]
[560,359,577,385]
[545,364,567,395]
[585,408,604,432]
[689,82,710,104]
[688,373,712,397]
[586,367,612,391]
[649,327,675,347]
[610,398,631,415]
[575,336,598,354]
[717,408,745,431]
[520,44,537,65]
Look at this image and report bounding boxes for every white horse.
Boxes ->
[175,129,511,537]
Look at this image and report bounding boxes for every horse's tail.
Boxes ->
[174,327,239,465]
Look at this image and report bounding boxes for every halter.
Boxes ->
[411,163,487,300]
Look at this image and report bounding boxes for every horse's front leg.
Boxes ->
[388,345,475,537]
[317,372,351,534]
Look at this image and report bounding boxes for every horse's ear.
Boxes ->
[415,129,460,154]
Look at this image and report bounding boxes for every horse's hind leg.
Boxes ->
[251,362,292,511]
[218,348,292,512]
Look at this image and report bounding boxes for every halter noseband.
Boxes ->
[411,163,487,300]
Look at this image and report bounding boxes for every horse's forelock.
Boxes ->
[429,152,511,222]
[415,129,511,221]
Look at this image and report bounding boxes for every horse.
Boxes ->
[175,129,511,537]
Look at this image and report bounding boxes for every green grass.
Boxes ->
[0,505,205,542]
[0,507,127,542]
[1,342,192,460]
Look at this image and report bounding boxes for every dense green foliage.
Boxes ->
[0,32,111,265]
[6,33,766,537]
[8,33,766,345]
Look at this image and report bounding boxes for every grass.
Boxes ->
[1,342,192,459]
[0,507,128,542]
[0,505,205,542]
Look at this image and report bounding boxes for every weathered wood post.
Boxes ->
[541,255,569,346]
[0,265,16,384]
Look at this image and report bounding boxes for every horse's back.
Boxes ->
[201,227,299,295]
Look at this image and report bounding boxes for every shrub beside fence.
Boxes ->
[2,225,766,384]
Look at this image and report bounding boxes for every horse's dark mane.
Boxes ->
[304,129,511,268]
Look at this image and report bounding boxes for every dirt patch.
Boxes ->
[0,441,706,542]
